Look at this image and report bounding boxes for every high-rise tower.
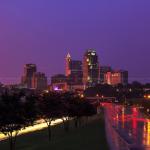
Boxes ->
[32,72,47,90]
[21,64,37,88]
[83,49,100,87]
[65,53,83,85]
[65,53,72,76]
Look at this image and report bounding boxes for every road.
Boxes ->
[103,103,150,150]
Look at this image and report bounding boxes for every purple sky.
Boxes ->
[0,0,150,84]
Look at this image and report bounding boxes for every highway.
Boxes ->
[103,103,150,150]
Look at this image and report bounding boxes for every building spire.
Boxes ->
[66,52,71,76]
[66,52,71,59]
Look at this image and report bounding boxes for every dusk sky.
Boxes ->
[0,0,150,84]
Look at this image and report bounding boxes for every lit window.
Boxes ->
[91,52,95,56]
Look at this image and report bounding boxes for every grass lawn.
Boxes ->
[0,115,109,150]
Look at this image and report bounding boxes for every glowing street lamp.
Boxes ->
[80,94,84,98]
[96,94,99,97]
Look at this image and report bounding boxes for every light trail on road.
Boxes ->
[0,119,63,141]
[103,103,150,150]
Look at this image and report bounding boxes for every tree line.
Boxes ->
[84,82,150,99]
[0,91,97,150]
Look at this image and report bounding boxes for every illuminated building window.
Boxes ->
[91,52,95,56]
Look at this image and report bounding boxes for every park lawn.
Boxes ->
[0,115,109,150]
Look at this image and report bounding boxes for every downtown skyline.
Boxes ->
[0,2,150,150]
[0,0,150,84]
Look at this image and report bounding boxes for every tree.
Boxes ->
[60,92,80,132]
[65,95,97,128]
[38,92,62,141]
[84,84,116,97]
[60,93,72,132]
[76,99,97,126]
[0,92,37,150]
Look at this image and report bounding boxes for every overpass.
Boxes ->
[86,96,117,105]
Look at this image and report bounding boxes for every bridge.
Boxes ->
[86,96,117,105]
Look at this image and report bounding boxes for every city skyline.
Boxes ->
[0,1,150,84]
[1,50,129,86]
[0,49,147,84]
[0,2,150,150]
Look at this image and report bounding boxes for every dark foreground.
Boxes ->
[0,115,109,150]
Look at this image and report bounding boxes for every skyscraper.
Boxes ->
[66,53,72,77]
[83,49,100,87]
[32,72,47,90]
[65,53,83,85]
[21,64,37,88]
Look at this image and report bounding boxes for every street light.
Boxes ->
[80,94,84,98]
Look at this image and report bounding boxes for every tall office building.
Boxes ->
[83,49,100,87]
[32,72,47,90]
[21,64,37,88]
[100,66,112,84]
[65,53,83,85]
[104,70,128,85]
[66,53,72,76]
